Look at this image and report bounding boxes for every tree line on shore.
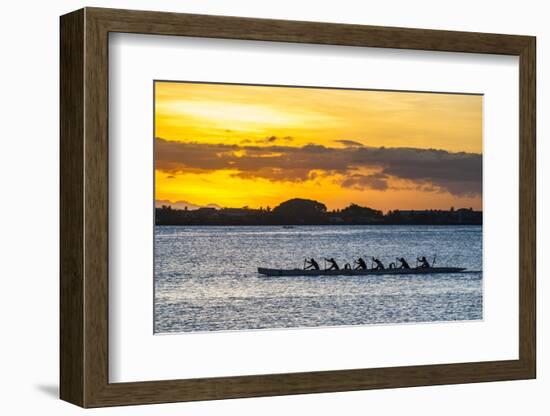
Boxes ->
[155,198,482,226]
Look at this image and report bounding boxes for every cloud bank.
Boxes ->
[156,138,482,196]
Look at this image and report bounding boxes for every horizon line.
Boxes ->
[155,199,482,213]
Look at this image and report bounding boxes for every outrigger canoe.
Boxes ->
[257,266,466,277]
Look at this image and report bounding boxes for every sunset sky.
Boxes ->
[155,81,482,212]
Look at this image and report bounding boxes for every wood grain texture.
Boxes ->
[59,8,84,407]
[59,7,537,408]
[83,10,110,406]
[88,7,532,54]
[518,38,536,375]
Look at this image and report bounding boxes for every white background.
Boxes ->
[110,34,519,382]
[0,0,546,415]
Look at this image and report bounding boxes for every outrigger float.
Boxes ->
[257,266,466,277]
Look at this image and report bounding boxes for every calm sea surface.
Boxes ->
[154,225,482,333]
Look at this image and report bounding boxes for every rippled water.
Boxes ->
[154,225,482,333]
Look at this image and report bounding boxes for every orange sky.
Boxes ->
[155,81,482,212]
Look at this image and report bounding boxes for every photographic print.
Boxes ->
[154,81,483,334]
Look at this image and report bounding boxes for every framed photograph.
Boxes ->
[60,7,536,408]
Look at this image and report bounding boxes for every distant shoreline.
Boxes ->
[156,198,482,226]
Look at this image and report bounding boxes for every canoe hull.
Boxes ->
[257,267,466,277]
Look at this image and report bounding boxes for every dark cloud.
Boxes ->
[340,173,389,191]
[255,135,294,144]
[155,138,482,196]
[334,139,364,147]
[351,146,482,195]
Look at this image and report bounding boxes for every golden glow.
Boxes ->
[157,100,327,130]
[155,82,482,212]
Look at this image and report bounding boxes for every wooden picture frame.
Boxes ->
[60,7,536,408]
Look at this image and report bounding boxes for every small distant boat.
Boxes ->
[257,266,466,277]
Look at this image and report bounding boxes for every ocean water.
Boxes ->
[154,225,482,333]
